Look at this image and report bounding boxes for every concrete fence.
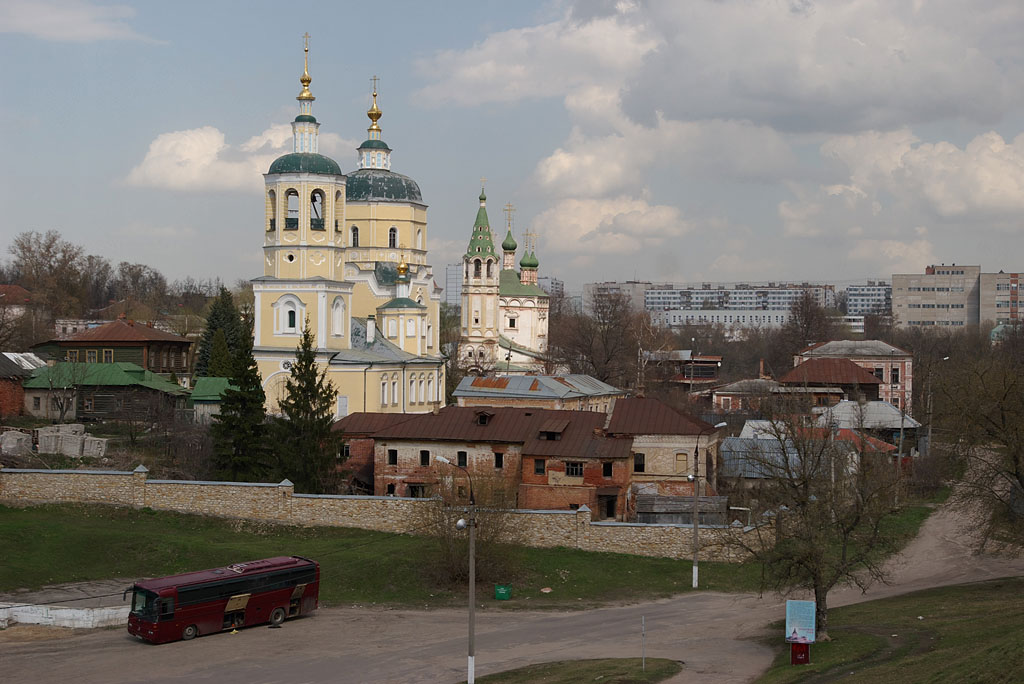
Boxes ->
[0,467,764,562]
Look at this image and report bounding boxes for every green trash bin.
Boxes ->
[494,584,511,600]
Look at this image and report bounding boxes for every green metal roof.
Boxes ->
[190,376,235,402]
[465,196,497,259]
[345,168,423,203]
[24,362,189,395]
[358,139,391,150]
[268,152,342,175]
[501,229,518,252]
[378,297,427,310]
[294,114,317,123]
[499,269,548,298]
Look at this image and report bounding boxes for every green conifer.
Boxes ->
[211,314,268,481]
[206,328,233,377]
[195,287,241,377]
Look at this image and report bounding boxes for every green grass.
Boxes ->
[0,504,764,608]
[756,577,1024,683]
[472,658,682,683]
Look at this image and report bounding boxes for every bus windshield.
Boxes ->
[131,588,159,620]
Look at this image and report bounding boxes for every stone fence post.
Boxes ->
[132,465,148,507]
[575,504,591,550]
[277,479,294,523]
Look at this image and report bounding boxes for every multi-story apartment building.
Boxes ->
[537,276,565,298]
[892,265,981,327]
[582,281,652,313]
[845,281,892,315]
[979,271,1022,326]
[651,308,792,330]
[644,283,835,313]
[444,263,463,307]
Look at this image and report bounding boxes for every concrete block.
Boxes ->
[82,437,107,458]
[1,432,31,456]
[38,433,60,454]
[61,424,86,436]
[59,434,85,458]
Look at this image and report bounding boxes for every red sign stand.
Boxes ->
[790,642,810,665]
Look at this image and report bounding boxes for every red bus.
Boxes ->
[126,556,319,644]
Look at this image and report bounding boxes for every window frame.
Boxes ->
[566,461,583,478]
[387,449,398,466]
[633,453,646,473]
[534,458,545,475]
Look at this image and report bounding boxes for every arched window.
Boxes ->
[464,262,469,279]
[380,375,388,406]
[406,318,415,337]
[310,190,325,230]
[351,226,359,247]
[486,260,493,278]
[391,375,398,405]
[416,229,423,249]
[334,191,343,232]
[388,227,398,248]
[418,377,425,403]
[409,377,416,403]
[473,259,482,278]
[285,190,299,230]
[332,297,345,337]
[272,294,304,335]
[427,324,433,347]
[427,375,434,402]
[388,319,397,337]
[267,190,277,232]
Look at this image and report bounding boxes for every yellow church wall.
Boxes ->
[254,286,351,353]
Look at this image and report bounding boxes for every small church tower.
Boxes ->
[461,186,500,371]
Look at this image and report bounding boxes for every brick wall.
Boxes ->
[0,379,24,418]
[0,467,764,562]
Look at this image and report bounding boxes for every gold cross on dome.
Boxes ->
[303,32,310,51]
[480,176,487,189]
[524,228,537,253]
[503,202,515,229]
[371,75,379,93]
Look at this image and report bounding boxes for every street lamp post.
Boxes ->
[689,421,728,589]
[436,455,476,684]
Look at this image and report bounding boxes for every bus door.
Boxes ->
[223,593,251,629]
[289,584,306,616]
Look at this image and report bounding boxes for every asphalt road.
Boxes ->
[5,504,1024,684]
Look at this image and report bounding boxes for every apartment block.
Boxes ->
[644,283,836,313]
[892,265,980,328]
[845,281,892,315]
[979,271,1022,325]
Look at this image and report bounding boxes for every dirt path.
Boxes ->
[3,502,1023,684]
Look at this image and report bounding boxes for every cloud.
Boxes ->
[125,125,358,192]
[413,5,657,107]
[849,238,937,274]
[824,129,1024,222]
[530,196,690,256]
[0,0,156,42]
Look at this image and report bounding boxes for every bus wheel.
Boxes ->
[270,608,286,626]
[182,624,198,640]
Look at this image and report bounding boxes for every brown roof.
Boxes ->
[332,412,420,435]
[779,358,881,387]
[66,319,189,344]
[368,406,631,460]
[606,397,714,436]
[0,284,31,302]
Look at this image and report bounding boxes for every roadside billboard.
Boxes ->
[785,600,816,644]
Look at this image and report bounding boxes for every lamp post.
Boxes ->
[688,421,728,589]
[435,455,477,684]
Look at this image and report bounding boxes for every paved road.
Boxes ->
[4,504,1023,684]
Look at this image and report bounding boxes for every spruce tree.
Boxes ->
[195,287,241,377]
[211,314,268,481]
[273,319,338,494]
[206,328,233,377]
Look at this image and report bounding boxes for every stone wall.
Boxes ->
[0,467,763,563]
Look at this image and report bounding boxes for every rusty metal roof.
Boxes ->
[606,397,714,436]
[779,358,881,387]
[332,412,420,435]
[64,319,190,344]
[367,405,631,460]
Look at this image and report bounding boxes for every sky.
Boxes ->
[2,0,1024,294]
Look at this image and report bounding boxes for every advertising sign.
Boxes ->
[785,600,816,643]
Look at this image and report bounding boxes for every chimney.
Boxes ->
[431,401,440,416]
[366,315,376,343]
[759,358,767,379]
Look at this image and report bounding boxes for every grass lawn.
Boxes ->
[0,503,764,609]
[472,658,682,683]
[756,577,1024,683]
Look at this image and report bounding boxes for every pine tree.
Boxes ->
[273,319,338,494]
[211,314,268,481]
[195,287,241,377]
[206,328,233,377]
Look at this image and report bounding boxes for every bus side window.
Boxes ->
[159,598,175,621]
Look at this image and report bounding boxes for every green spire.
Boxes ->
[465,187,497,259]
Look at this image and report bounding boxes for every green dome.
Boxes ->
[520,251,539,269]
[294,114,317,123]
[501,230,517,252]
[358,139,392,151]
[268,152,342,175]
[346,168,423,203]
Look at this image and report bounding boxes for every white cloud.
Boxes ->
[413,6,657,107]
[0,0,156,42]
[125,125,358,192]
[530,196,690,256]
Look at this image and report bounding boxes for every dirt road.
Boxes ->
[4,503,1022,684]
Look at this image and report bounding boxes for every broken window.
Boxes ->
[602,462,613,478]
[566,462,583,477]
[633,453,646,473]
[387,449,397,466]
[494,452,504,469]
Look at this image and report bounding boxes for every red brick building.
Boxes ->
[0,354,32,418]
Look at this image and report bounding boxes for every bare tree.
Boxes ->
[45,361,89,423]
[549,292,643,388]
[730,397,903,641]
